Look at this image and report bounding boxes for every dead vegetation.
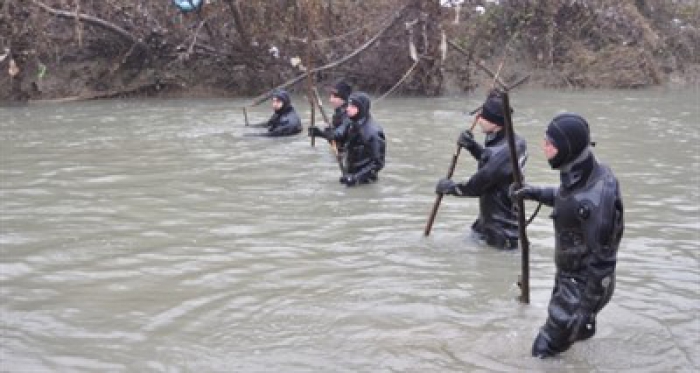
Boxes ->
[1,0,698,103]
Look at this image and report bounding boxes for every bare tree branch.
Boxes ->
[222,0,251,48]
[447,39,506,88]
[242,2,410,108]
[375,58,420,103]
[32,0,143,47]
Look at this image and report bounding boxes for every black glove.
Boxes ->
[339,174,358,186]
[435,178,460,195]
[457,130,478,151]
[509,183,541,201]
[308,126,326,138]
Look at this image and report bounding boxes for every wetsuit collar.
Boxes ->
[485,129,505,146]
[275,104,293,115]
[560,148,596,189]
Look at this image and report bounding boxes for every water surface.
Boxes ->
[1,88,698,371]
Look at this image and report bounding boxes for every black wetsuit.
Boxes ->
[530,150,624,357]
[330,92,385,184]
[452,130,528,249]
[262,91,302,137]
[331,104,350,153]
[332,104,349,130]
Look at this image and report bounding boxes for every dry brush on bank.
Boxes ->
[1,0,698,102]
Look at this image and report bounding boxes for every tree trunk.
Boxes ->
[410,0,443,96]
[5,0,32,102]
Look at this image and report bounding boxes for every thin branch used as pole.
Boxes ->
[311,87,346,177]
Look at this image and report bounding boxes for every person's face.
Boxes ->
[347,104,359,118]
[329,93,344,109]
[543,137,558,160]
[477,116,500,134]
[272,97,283,111]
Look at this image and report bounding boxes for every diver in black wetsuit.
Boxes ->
[328,81,352,153]
[308,81,352,151]
[329,81,352,131]
[310,91,385,186]
[252,89,302,137]
[435,92,528,249]
[510,113,624,358]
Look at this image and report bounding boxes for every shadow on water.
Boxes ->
[1,88,698,371]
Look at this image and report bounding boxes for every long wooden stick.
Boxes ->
[424,115,480,236]
[308,94,316,146]
[311,88,346,176]
[305,67,316,147]
[305,5,317,148]
[502,91,529,304]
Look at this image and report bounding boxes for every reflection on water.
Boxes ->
[1,88,698,371]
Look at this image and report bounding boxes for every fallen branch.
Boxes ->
[31,78,182,103]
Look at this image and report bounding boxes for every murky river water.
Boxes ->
[1,88,698,372]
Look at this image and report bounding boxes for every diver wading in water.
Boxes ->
[251,89,302,137]
[510,113,624,358]
[308,81,353,174]
[327,81,353,153]
[310,92,385,186]
[435,91,528,249]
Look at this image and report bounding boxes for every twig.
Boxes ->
[447,39,506,88]
[32,0,143,47]
[375,58,420,103]
[186,21,205,58]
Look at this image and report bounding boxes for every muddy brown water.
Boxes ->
[1,88,698,372]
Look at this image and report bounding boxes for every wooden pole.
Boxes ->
[424,115,479,236]
[309,94,316,146]
[311,88,346,176]
[502,91,530,304]
[304,1,316,147]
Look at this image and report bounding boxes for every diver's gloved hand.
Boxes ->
[457,130,478,151]
[308,126,327,139]
[509,183,542,201]
[436,178,460,195]
[339,174,358,186]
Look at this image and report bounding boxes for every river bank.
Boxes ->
[2,0,699,103]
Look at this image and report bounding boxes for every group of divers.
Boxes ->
[248,82,624,359]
